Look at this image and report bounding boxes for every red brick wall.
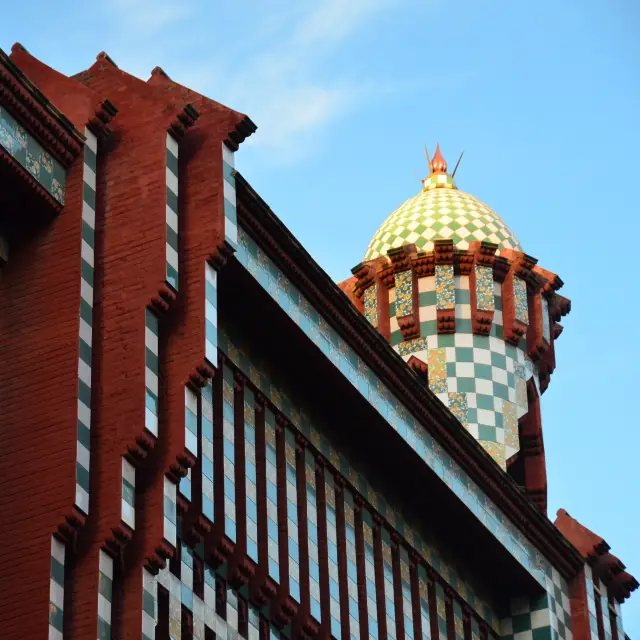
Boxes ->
[0,151,85,637]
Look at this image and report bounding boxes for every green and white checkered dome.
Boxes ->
[364,174,522,261]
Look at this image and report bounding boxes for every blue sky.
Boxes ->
[2,0,639,632]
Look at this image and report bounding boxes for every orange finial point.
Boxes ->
[431,143,447,174]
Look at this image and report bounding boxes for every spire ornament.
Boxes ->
[422,142,457,191]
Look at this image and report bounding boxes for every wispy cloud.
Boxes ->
[215,0,394,161]
[95,0,400,163]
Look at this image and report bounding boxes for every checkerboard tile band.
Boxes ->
[453,600,464,639]
[399,547,414,639]
[202,380,215,521]
[284,428,301,602]
[221,327,505,635]
[364,187,521,261]
[584,565,600,640]
[500,569,573,640]
[163,476,177,547]
[395,279,535,469]
[98,550,113,639]
[205,263,218,367]
[166,133,179,289]
[49,536,65,640]
[265,408,280,581]
[222,364,237,541]
[121,456,135,529]
[222,142,238,249]
[142,567,157,640]
[157,538,262,640]
[306,449,322,622]
[325,472,342,638]
[185,386,198,456]
[613,600,624,639]
[417,565,432,639]
[344,489,361,639]
[145,309,159,437]
[160,567,181,638]
[435,583,448,640]
[362,509,379,638]
[245,387,259,562]
[179,466,192,501]
[598,580,613,640]
[76,127,98,516]
[181,544,195,617]
[381,527,398,639]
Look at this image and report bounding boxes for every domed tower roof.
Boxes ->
[364,144,521,262]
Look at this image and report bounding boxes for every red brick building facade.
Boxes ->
[0,45,636,640]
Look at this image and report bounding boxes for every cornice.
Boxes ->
[234,172,584,581]
[0,47,83,166]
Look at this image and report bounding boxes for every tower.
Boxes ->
[343,144,570,511]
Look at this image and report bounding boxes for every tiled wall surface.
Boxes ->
[222,142,238,249]
[176,347,503,639]
[0,105,66,203]
[498,568,573,640]
[76,127,98,515]
[233,226,555,596]
[389,276,537,470]
[219,325,500,634]
[49,536,65,640]
[165,133,179,289]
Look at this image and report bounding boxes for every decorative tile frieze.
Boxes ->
[435,265,455,310]
[0,105,66,203]
[397,337,427,358]
[475,265,494,312]
[478,441,506,471]
[448,392,468,427]
[428,348,447,394]
[513,277,528,324]
[364,283,378,328]
[395,271,413,318]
